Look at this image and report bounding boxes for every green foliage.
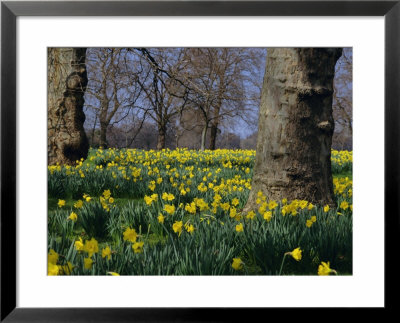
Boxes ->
[78,201,117,240]
[48,148,352,276]
[239,207,352,275]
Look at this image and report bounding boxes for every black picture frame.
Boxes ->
[1,1,398,321]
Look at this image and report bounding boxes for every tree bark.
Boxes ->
[209,93,222,151]
[209,123,218,150]
[48,48,89,165]
[209,69,225,150]
[99,121,108,149]
[157,124,166,150]
[245,48,342,210]
[200,124,208,151]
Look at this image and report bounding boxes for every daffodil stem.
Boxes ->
[297,228,308,247]
[161,223,178,259]
[146,224,151,240]
[278,254,287,275]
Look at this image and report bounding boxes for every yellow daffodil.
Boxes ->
[299,200,308,209]
[258,202,267,214]
[48,262,59,276]
[68,212,78,222]
[269,200,278,210]
[263,211,272,222]
[148,181,156,191]
[60,262,74,275]
[172,221,183,236]
[246,210,256,220]
[83,238,99,257]
[318,261,337,275]
[144,195,155,205]
[232,257,244,270]
[164,204,175,215]
[185,202,196,214]
[123,227,138,243]
[289,247,302,261]
[157,213,165,224]
[132,241,144,253]
[74,237,84,251]
[340,200,349,210]
[84,257,93,269]
[235,223,244,232]
[102,246,111,260]
[103,189,111,199]
[185,224,195,234]
[107,272,120,276]
[74,200,83,209]
[48,249,59,264]
[162,192,175,201]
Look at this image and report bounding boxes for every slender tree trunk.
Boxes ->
[209,123,218,150]
[48,48,89,165]
[209,107,220,150]
[157,124,166,150]
[245,48,342,211]
[91,114,98,148]
[209,73,224,150]
[99,121,108,148]
[200,124,208,151]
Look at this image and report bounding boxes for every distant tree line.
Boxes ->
[83,47,352,151]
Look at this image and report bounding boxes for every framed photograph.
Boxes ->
[1,0,398,321]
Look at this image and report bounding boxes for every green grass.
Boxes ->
[333,171,352,180]
[48,198,75,211]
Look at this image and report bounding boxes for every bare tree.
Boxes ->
[179,48,263,150]
[208,48,264,150]
[84,48,146,148]
[173,107,205,149]
[333,48,352,150]
[240,131,258,150]
[245,48,342,211]
[131,48,189,150]
[48,48,89,165]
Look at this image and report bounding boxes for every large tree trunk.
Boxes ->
[245,48,342,211]
[48,48,89,165]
